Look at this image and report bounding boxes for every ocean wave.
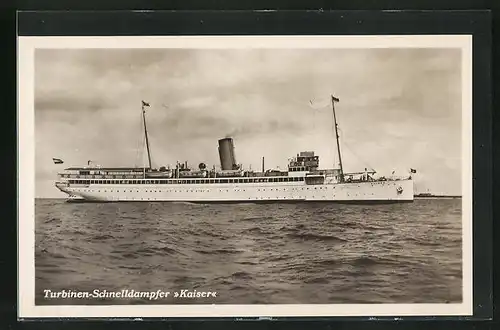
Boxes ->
[231,271,254,280]
[350,255,399,267]
[240,216,274,222]
[287,232,347,242]
[195,248,243,255]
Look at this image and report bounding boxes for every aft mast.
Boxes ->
[141,100,152,169]
[331,95,344,182]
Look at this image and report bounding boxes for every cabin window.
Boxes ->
[145,180,150,184]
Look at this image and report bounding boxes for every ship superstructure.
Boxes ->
[55,96,414,202]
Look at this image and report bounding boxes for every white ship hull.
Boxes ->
[56,179,414,203]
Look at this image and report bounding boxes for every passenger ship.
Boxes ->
[55,96,414,203]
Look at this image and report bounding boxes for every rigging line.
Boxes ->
[338,128,376,172]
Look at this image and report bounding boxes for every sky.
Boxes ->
[35,48,463,198]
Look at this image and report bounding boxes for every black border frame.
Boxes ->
[11,9,493,326]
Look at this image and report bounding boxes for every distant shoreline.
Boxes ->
[414,195,462,199]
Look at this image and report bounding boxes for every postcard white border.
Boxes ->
[18,35,473,318]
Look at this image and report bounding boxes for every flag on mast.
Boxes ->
[410,168,417,173]
[52,158,64,164]
[142,100,150,107]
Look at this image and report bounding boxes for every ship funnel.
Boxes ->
[218,137,237,170]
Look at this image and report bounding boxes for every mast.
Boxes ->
[331,95,344,182]
[142,100,152,169]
